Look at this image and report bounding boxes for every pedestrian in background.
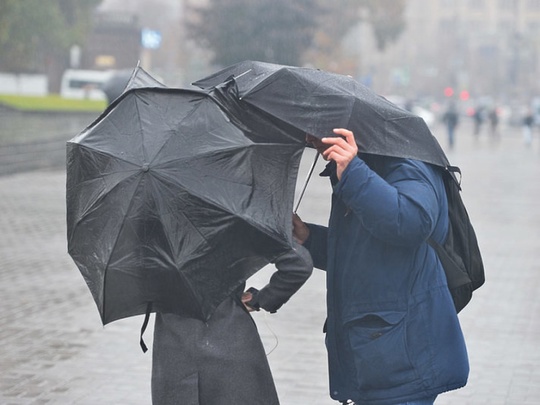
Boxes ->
[522,108,534,146]
[473,106,484,136]
[293,129,469,405]
[442,102,460,149]
[488,107,500,139]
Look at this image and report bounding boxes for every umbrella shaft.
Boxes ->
[294,152,319,214]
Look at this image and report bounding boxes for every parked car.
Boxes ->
[60,69,114,100]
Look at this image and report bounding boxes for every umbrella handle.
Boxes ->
[293,152,320,214]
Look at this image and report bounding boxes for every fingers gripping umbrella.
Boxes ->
[194,61,450,168]
[66,87,303,325]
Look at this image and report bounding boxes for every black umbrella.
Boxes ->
[102,64,166,105]
[194,61,450,168]
[66,85,303,325]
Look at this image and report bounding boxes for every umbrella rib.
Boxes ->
[100,173,145,320]
[151,167,288,248]
[152,142,297,173]
[153,203,206,319]
[68,143,143,176]
[133,94,149,164]
[151,170,241,226]
[147,100,210,166]
[140,95,230,168]
[67,152,144,251]
[152,142,298,202]
[144,175,228,319]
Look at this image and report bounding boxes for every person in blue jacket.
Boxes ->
[293,128,469,405]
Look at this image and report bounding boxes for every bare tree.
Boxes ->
[185,0,407,72]
[0,0,102,73]
[185,0,322,67]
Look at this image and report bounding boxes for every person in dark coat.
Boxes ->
[472,106,484,136]
[151,241,313,405]
[522,108,534,146]
[293,129,469,405]
[442,102,459,149]
[488,107,500,138]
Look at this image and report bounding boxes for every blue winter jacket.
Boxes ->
[305,155,469,405]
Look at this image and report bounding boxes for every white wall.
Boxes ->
[0,73,48,96]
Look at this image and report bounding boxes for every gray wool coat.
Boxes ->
[151,243,313,405]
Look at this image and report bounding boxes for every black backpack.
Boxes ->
[428,166,485,313]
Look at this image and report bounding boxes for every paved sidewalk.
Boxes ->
[1,122,539,404]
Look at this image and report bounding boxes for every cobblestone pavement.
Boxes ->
[1,122,539,404]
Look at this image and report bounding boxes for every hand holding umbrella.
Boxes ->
[317,128,358,181]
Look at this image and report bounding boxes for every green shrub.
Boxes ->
[0,94,106,112]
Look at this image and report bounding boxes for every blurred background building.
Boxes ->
[360,0,540,104]
[1,0,539,118]
[81,12,141,71]
[88,0,540,105]
[87,0,187,85]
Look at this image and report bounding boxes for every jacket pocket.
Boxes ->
[345,311,418,391]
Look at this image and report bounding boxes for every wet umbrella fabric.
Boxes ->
[102,65,166,105]
[66,87,303,324]
[194,60,450,168]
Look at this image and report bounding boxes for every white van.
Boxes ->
[60,69,114,100]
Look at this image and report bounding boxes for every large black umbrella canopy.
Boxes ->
[194,61,450,168]
[66,86,303,324]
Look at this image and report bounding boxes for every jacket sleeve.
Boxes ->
[335,156,442,247]
[304,223,328,271]
[250,242,313,313]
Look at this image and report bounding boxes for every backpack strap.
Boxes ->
[139,301,153,353]
[446,165,462,189]
[427,237,471,289]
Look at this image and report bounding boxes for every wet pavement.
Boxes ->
[1,121,539,404]
[0,109,96,175]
